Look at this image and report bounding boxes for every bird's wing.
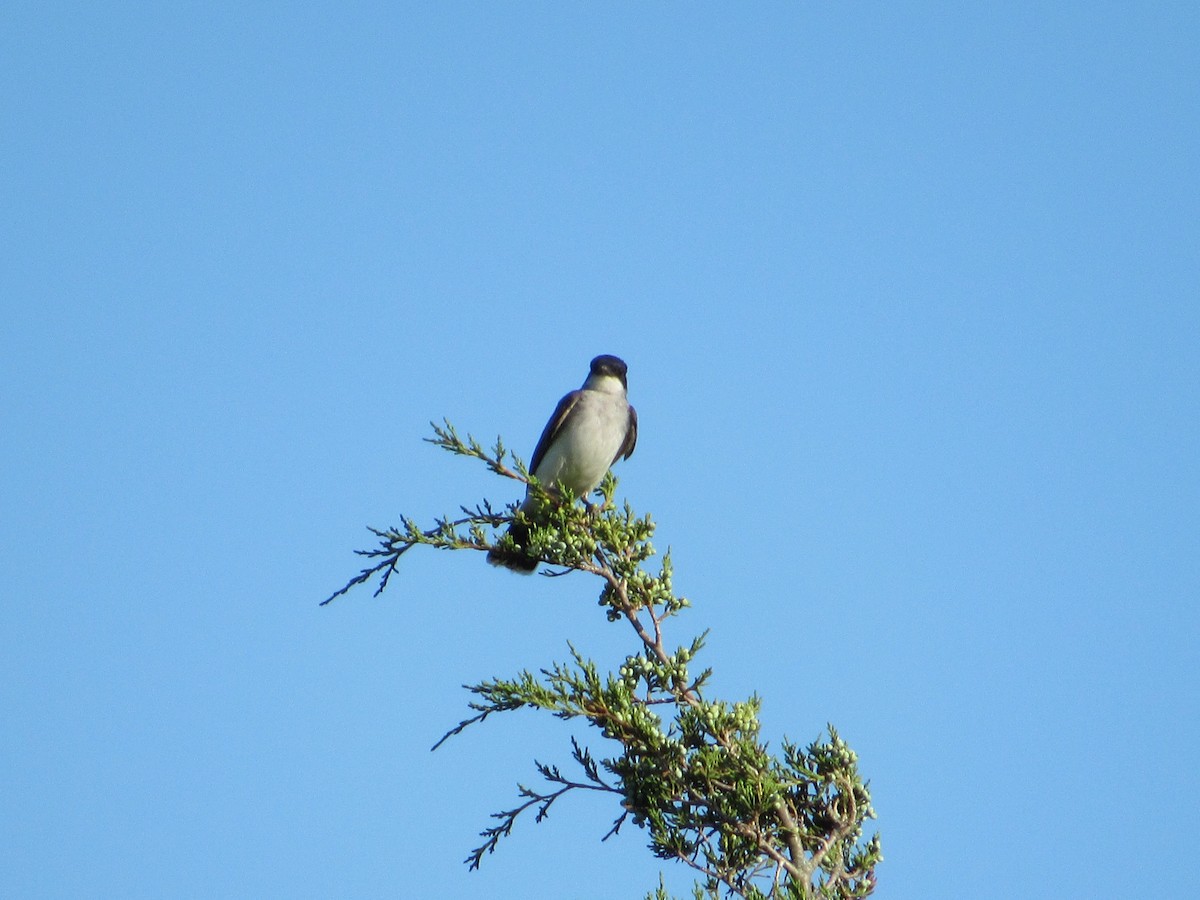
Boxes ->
[528,390,582,476]
[614,404,638,463]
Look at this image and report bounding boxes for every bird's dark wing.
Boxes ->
[614,404,638,463]
[528,390,582,476]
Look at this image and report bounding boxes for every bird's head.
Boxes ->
[586,354,629,393]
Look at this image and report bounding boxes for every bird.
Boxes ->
[487,354,638,573]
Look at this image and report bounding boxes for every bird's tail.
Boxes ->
[486,520,539,574]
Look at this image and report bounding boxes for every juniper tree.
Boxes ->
[323,422,881,899]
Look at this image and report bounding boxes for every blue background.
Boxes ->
[4,3,1197,897]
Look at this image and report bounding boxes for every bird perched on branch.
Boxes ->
[487,354,638,573]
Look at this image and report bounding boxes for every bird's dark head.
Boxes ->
[589,354,628,384]
[583,355,628,393]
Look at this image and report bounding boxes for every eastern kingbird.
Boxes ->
[487,354,638,573]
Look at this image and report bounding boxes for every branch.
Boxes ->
[323,421,881,896]
[321,504,504,605]
[465,737,621,870]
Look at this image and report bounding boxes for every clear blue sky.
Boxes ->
[3,3,1197,898]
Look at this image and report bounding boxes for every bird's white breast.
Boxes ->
[532,389,629,498]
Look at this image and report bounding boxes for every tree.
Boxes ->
[323,422,881,898]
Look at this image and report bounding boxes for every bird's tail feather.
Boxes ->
[486,520,539,574]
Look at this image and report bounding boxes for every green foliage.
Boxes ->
[325,421,881,898]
